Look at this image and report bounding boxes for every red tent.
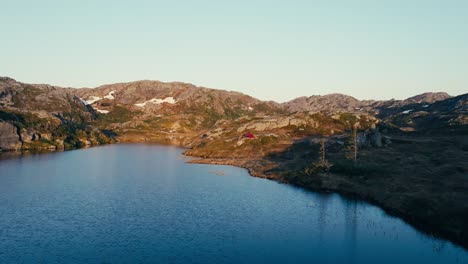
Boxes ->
[244,132,255,139]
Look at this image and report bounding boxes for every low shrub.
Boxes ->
[330,159,383,177]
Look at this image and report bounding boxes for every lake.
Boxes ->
[0,144,466,263]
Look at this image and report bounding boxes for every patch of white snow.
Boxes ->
[104,90,116,100]
[96,109,109,114]
[78,98,89,105]
[402,109,413,114]
[86,96,103,105]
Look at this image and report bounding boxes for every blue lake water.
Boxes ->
[0,144,467,263]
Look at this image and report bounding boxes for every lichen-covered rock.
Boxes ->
[237,117,312,132]
[41,133,52,141]
[357,129,388,148]
[0,122,21,150]
[55,139,65,149]
[20,128,39,143]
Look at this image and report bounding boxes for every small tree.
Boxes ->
[345,123,359,163]
[304,138,332,175]
[317,138,331,170]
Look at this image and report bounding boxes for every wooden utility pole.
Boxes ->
[353,123,358,163]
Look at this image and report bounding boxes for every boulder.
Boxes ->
[41,133,52,141]
[357,132,370,148]
[357,128,387,148]
[0,122,22,150]
[369,129,383,147]
[20,128,39,143]
[55,139,65,149]
[237,117,310,132]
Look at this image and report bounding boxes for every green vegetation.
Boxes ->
[10,86,42,107]
[0,110,24,122]
[96,106,139,124]
[330,159,384,177]
[1,106,114,151]
[223,107,248,120]
[0,110,48,130]
[339,112,358,124]
[200,108,222,128]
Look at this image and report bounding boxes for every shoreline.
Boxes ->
[186,155,468,251]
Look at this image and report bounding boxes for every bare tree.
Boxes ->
[320,138,326,165]
[318,138,332,170]
[305,138,331,175]
[345,123,359,163]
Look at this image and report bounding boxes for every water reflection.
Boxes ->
[316,193,330,246]
[0,144,466,264]
[345,199,358,262]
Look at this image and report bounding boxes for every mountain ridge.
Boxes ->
[1,76,465,151]
[1,76,456,106]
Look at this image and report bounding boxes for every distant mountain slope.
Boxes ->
[282,92,454,114]
[404,92,451,104]
[283,93,369,113]
[379,93,468,132]
[74,80,283,125]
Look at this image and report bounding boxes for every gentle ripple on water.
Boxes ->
[0,144,467,263]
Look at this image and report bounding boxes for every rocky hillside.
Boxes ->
[72,80,285,145]
[0,77,114,151]
[0,77,284,150]
[1,76,466,151]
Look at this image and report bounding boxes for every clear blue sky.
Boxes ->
[1,0,467,102]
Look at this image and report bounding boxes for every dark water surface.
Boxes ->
[0,144,466,263]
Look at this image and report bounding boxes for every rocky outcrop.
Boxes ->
[0,122,21,150]
[357,129,390,148]
[237,116,317,132]
[20,128,40,143]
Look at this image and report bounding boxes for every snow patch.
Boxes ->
[83,90,116,105]
[104,90,116,100]
[95,109,110,114]
[134,97,177,107]
[85,96,102,105]
[78,97,89,105]
[422,104,429,108]
[248,106,253,111]
[402,109,413,114]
